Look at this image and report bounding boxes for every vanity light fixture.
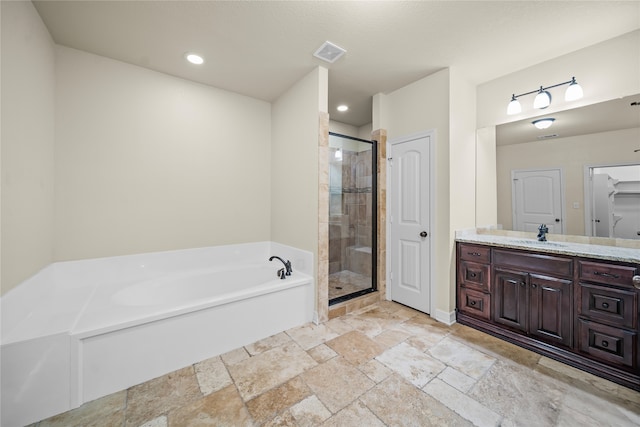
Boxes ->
[507,77,583,115]
[185,53,204,65]
[532,118,555,130]
[337,105,349,112]
[533,87,552,109]
[335,148,343,161]
[564,77,583,101]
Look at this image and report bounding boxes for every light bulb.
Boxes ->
[507,95,522,115]
[533,88,551,109]
[185,53,204,65]
[565,78,583,101]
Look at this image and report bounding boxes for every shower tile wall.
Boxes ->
[329,148,372,277]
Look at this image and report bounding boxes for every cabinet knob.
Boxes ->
[531,283,537,289]
[633,275,640,289]
[469,301,477,306]
[601,340,609,348]
[602,302,609,309]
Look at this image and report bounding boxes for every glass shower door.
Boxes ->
[328,132,377,305]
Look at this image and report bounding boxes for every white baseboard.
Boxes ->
[434,309,456,326]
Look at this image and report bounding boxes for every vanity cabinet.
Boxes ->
[493,249,573,348]
[456,242,640,391]
[576,260,638,371]
[457,244,491,320]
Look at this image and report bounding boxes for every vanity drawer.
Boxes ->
[578,260,637,289]
[579,283,637,329]
[493,249,573,278]
[459,243,491,264]
[459,260,490,292]
[458,287,491,320]
[578,319,637,368]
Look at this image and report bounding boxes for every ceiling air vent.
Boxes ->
[313,41,346,63]
[537,134,559,140]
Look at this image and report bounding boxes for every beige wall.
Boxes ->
[54,46,272,261]
[377,67,477,318]
[478,30,640,129]
[476,30,640,228]
[329,120,358,137]
[475,126,497,228]
[1,1,56,295]
[448,68,477,313]
[271,67,327,275]
[497,127,640,235]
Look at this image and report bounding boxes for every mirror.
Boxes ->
[495,94,640,239]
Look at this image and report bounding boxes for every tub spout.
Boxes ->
[269,256,292,276]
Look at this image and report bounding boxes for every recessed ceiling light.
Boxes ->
[185,53,204,65]
[337,105,349,112]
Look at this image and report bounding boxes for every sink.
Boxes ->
[510,239,567,248]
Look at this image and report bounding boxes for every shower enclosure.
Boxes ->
[328,132,377,304]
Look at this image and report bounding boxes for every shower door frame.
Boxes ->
[328,132,378,305]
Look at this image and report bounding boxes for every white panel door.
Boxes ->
[512,169,564,233]
[390,135,431,313]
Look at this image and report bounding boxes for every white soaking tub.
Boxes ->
[1,242,314,427]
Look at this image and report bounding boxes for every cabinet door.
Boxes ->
[529,274,573,347]
[494,269,528,332]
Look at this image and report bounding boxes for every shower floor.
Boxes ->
[329,270,372,300]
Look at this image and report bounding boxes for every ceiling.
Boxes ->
[496,94,640,146]
[33,1,640,127]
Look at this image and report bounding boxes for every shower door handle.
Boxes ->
[419,231,428,238]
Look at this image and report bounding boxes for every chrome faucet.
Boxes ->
[537,224,549,241]
[269,256,292,278]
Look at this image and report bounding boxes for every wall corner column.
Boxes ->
[316,112,330,323]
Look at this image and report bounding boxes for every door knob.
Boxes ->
[420,231,428,238]
[555,218,560,222]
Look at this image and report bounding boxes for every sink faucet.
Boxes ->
[269,256,292,278]
[537,224,549,242]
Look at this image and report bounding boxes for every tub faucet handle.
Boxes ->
[278,268,286,280]
[269,256,292,278]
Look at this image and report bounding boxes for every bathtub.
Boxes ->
[1,242,314,427]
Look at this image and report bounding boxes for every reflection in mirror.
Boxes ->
[588,164,640,239]
[496,94,640,239]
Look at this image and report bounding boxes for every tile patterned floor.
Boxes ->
[34,301,640,427]
[328,270,371,300]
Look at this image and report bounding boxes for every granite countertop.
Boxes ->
[456,228,640,264]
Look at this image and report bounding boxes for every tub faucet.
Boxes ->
[269,256,292,277]
[537,224,549,242]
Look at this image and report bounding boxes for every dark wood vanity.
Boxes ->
[456,241,640,391]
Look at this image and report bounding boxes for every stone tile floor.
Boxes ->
[328,270,371,300]
[35,301,640,426]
